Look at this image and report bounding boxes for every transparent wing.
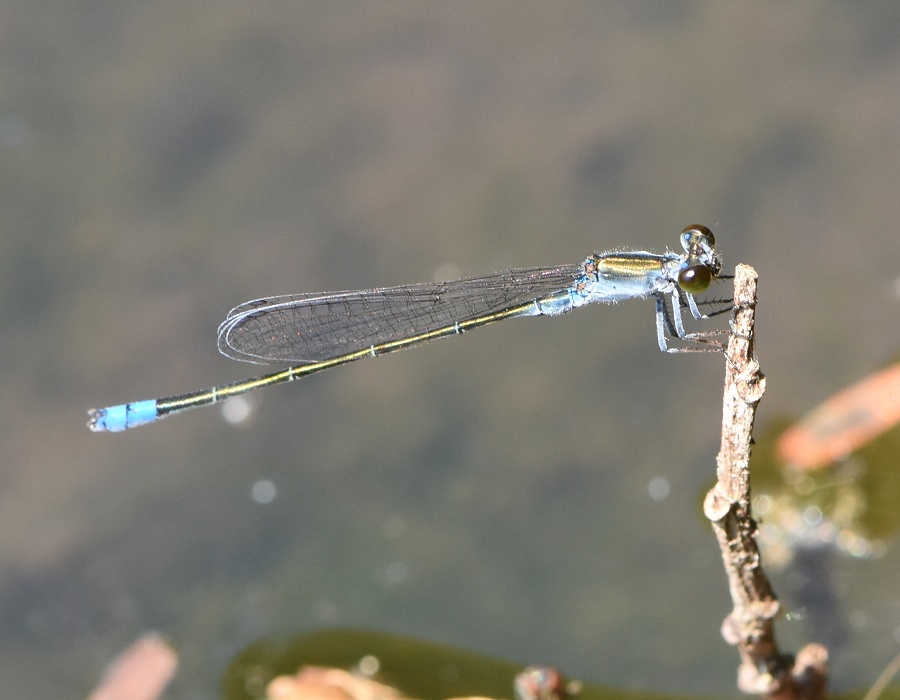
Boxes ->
[217,265,581,364]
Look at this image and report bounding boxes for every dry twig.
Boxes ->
[703,264,828,698]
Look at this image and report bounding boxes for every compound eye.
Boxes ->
[678,263,712,294]
[682,223,715,248]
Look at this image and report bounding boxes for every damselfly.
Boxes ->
[88,225,724,432]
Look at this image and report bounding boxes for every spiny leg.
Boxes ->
[657,291,728,354]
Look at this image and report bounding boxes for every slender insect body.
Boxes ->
[88,225,723,432]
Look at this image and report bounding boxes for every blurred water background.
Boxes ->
[2,2,900,697]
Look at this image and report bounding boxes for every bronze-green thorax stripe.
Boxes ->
[594,253,664,280]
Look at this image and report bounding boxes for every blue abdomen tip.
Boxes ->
[88,399,158,432]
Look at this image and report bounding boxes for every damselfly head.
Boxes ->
[676,224,721,293]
